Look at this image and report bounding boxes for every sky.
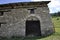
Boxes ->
[0,0,60,13]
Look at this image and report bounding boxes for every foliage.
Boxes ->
[50,11,60,17]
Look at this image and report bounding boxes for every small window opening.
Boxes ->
[28,8,35,14]
[0,12,4,16]
[30,9,35,14]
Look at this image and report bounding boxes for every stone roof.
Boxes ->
[0,1,50,9]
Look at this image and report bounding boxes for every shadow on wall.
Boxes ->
[0,33,54,40]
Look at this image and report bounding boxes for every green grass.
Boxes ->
[52,17,60,28]
[0,16,60,40]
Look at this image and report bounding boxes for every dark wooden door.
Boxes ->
[26,20,41,36]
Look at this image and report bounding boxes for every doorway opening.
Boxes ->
[26,20,41,36]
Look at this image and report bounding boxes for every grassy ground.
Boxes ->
[0,16,60,40]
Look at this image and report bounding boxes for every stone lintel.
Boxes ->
[0,10,11,12]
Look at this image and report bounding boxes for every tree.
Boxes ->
[58,12,60,16]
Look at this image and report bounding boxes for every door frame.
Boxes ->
[25,20,41,36]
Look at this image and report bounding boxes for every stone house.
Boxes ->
[0,1,54,37]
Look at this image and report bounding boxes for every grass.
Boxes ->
[52,16,60,28]
[0,16,60,40]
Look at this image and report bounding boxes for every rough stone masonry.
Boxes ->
[0,1,54,37]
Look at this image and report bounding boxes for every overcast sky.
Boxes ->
[0,0,60,13]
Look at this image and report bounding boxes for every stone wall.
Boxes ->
[0,2,54,37]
